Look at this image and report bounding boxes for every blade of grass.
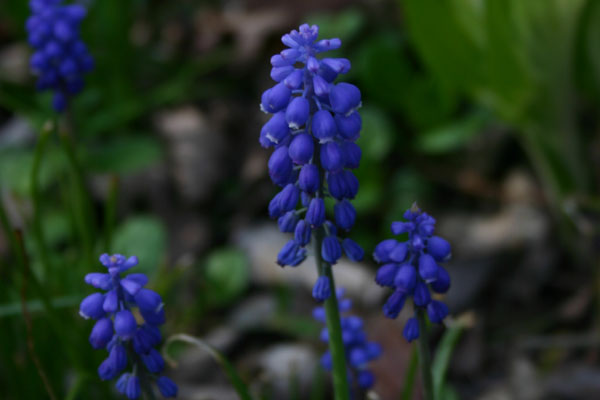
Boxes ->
[164,333,255,400]
[400,346,419,400]
[432,324,463,400]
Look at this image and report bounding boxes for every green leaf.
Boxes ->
[357,106,395,161]
[84,135,163,174]
[204,248,249,306]
[432,324,463,400]
[354,33,412,110]
[400,347,419,400]
[164,333,255,400]
[416,110,490,154]
[112,216,167,277]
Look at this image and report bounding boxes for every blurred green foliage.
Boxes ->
[0,0,599,398]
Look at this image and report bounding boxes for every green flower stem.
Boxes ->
[313,226,350,400]
[104,175,119,253]
[58,124,95,269]
[417,308,434,400]
[30,121,55,279]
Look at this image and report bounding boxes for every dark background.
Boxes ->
[1,0,599,399]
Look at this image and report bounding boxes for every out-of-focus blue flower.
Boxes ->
[80,254,177,399]
[313,289,381,390]
[374,204,452,342]
[26,0,94,112]
[260,24,364,300]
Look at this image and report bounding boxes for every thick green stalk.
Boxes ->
[313,227,350,400]
[416,308,434,400]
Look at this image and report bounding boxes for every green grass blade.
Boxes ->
[432,324,463,400]
[164,333,255,400]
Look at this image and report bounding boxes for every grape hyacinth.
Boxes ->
[260,23,364,301]
[313,289,381,390]
[374,204,451,342]
[80,254,178,399]
[26,0,94,112]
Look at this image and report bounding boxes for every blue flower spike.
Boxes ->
[260,24,364,300]
[80,254,178,399]
[313,289,381,390]
[374,204,452,342]
[26,0,94,112]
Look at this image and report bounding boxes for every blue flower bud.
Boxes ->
[283,69,303,89]
[418,254,439,283]
[84,272,112,290]
[133,327,153,354]
[391,221,415,235]
[394,264,417,292]
[403,317,419,342]
[80,292,105,320]
[389,242,408,263]
[427,236,451,261]
[53,91,67,112]
[325,220,338,236]
[157,376,178,398]
[278,211,299,233]
[268,192,284,218]
[383,290,406,319]
[268,146,293,186]
[329,82,361,115]
[320,142,344,172]
[334,200,356,231]
[261,112,289,146]
[431,266,450,293]
[261,83,291,113]
[312,276,331,301]
[375,263,398,287]
[126,375,140,399]
[427,300,449,323]
[341,141,361,169]
[358,370,374,389]
[301,191,312,207]
[342,238,364,261]
[349,347,368,367]
[294,219,312,246]
[306,198,325,227]
[98,344,127,380]
[288,133,314,164]
[307,56,320,72]
[335,111,362,140]
[322,58,351,74]
[89,318,113,349]
[134,289,163,313]
[327,171,348,200]
[314,38,341,52]
[270,65,294,82]
[281,48,301,62]
[413,281,431,307]
[298,164,319,194]
[342,170,359,198]
[120,276,143,296]
[312,110,337,142]
[114,310,137,340]
[285,97,310,129]
[142,348,165,373]
[278,184,299,212]
[116,373,130,394]
[277,240,306,267]
[140,307,166,326]
[313,75,330,97]
[373,239,398,263]
[322,236,342,264]
[102,289,118,313]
